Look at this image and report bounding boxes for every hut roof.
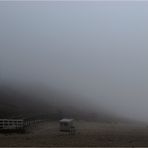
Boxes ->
[60,118,73,122]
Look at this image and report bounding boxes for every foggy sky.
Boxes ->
[0,1,148,121]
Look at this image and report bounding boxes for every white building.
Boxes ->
[0,119,24,130]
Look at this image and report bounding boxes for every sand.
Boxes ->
[0,121,148,147]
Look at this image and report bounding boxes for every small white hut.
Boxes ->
[59,118,75,134]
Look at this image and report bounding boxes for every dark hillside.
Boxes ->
[0,83,131,122]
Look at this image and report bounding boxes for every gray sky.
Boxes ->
[0,1,148,121]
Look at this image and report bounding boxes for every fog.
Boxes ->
[0,1,148,122]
